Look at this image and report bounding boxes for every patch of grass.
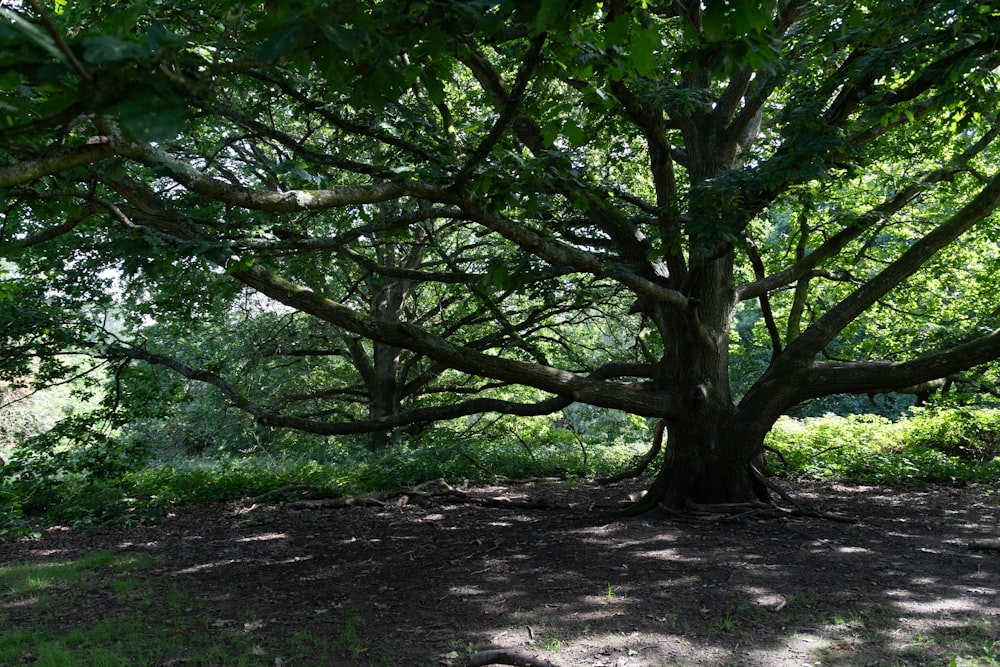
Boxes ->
[941,621,1000,666]
[0,550,151,601]
[0,550,327,665]
[709,596,768,637]
[509,606,530,625]
[541,630,564,652]
[339,613,368,660]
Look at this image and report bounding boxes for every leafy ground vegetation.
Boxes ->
[0,405,998,666]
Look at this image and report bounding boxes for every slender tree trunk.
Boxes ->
[366,340,403,449]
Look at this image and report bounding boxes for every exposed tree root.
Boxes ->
[749,467,857,523]
[640,469,858,523]
[463,648,561,667]
[649,499,788,523]
[596,419,665,485]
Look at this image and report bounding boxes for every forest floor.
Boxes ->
[1,478,998,666]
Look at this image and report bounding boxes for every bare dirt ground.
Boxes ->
[1,478,998,666]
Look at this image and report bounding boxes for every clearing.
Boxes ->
[0,479,998,666]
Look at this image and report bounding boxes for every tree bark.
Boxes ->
[631,246,766,510]
[630,411,770,512]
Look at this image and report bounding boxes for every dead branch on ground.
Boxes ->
[968,539,1000,551]
[464,648,561,667]
[286,496,386,510]
[280,477,569,512]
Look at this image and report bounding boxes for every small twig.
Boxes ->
[811,444,846,458]
[287,496,385,509]
[512,430,538,464]
[571,429,589,470]
[23,0,101,90]
[764,444,789,470]
[462,452,498,478]
[750,465,857,523]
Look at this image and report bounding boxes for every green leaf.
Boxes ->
[629,26,660,78]
[701,1,729,42]
[0,71,21,90]
[255,21,303,63]
[731,1,772,34]
[423,73,446,106]
[144,21,182,50]
[534,0,566,32]
[563,119,587,147]
[80,35,149,64]
[116,95,186,142]
[0,8,64,61]
[605,15,631,48]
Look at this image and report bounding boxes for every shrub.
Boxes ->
[767,407,1000,484]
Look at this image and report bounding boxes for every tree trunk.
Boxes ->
[632,237,772,511]
[366,340,403,449]
[631,411,771,512]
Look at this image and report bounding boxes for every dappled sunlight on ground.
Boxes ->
[0,479,997,665]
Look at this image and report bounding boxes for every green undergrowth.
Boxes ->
[0,418,646,536]
[2,407,999,536]
[767,407,1000,484]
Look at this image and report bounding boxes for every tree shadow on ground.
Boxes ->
[1,479,997,666]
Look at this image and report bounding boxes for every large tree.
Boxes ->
[2,0,1000,509]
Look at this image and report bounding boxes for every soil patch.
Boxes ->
[1,479,998,666]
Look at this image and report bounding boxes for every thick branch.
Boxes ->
[106,341,658,434]
[0,143,116,188]
[115,140,446,211]
[780,168,1000,363]
[99,136,692,311]
[798,328,1000,399]
[231,261,678,416]
[457,34,547,180]
[738,126,1000,301]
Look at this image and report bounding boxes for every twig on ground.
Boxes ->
[750,465,857,523]
[282,477,568,512]
[286,496,386,509]
[247,484,320,504]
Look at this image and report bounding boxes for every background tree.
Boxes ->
[2,0,1000,510]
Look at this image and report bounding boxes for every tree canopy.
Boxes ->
[2,0,1000,509]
